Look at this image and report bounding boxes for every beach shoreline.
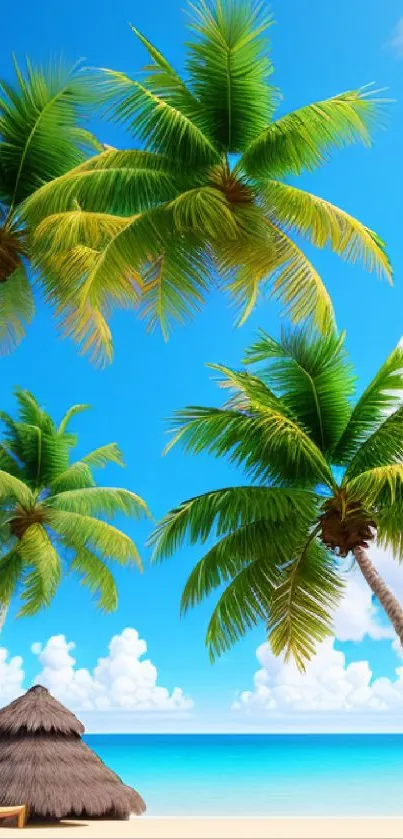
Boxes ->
[1,817,403,838]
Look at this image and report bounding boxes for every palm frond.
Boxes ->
[0,264,35,355]
[206,558,274,659]
[82,443,124,469]
[71,547,118,612]
[0,548,23,607]
[347,463,403,506]
[0,469,33,505]
[269,535,344,670]
[265,220,335,332]
[180,522,279,614]
[48,486,149,519]
[50,461,95,492]
[262,181,391,280]
[18,524,62,616]
[0,58,100,209]
[0,444,24,479]
[344,406,403,482]
[186,0,277,151]
[244,328,355,454]
[52,302,114,368]
[377,503,403,562]
[24,160,179,223]
[48,509,143,568]
[129,23,204,121]
[334,344,403,464]
[13,388,52,431]
[166,403,334,486]
[101,68,220,166]
[151,485,317,561]
[139,239,210,338]
[241,85,387,178]
[58,404,91,434]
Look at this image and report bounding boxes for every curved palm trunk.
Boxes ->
[0,602,8,635]
[354,546,403,646]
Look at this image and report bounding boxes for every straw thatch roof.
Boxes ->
[0,686,146,821]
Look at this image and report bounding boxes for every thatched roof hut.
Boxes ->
[0,685,146,821]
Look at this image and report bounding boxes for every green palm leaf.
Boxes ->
[269,536,344,670]
[101,68,219,167]
[206,559,274,660]
[71,547,118,612]
[0,58,100,209]
[334,344,403,465]
[344,405,403,482]
[82,443,124,469]
[377,503,403,562]
[0,549,23,608]
[0,469,33,506]
[18,524,62,616]
[240,85,387,179]
[49,509,143,568]
[186,0,277,151]
[346,463,403,506]
[261,181,391,279]
[166,404,334,485]
[58,403,91,434]
[49,486,149,519]
[139,240,210,338]
[50,461,95,492]
[151,485,316,562]
[0,264,35,355]
[265,221,335,332]
[244,328,355,453]
[24,159,179,222]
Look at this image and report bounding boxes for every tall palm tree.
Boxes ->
[25,0,390,364]
[151,329,403,670]
[0,389,149,633]
[0,57,100,353]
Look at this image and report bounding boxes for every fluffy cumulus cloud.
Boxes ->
[31,628,193,716]
[232,545,403,730]
[0,648,24,705]
[388,18,403,57]
[232,639,403,719]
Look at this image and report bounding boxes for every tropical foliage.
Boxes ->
[0,58,99,353]
[0,389,149,625]
[25,0,390,364]
[151,328,403,670]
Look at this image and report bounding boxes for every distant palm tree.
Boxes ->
[151,329,403,670]
[0,389,149,632]
[25,0,391,364]
[0,58,99,353]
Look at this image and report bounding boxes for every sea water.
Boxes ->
[84,734,403,816]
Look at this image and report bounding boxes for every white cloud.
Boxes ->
[232,638,403,730]
[0,648,24,704]
[388,18,403,58]
[31,628,193,719]
[232,542,403,731]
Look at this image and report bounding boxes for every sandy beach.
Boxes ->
[1,817,403,838]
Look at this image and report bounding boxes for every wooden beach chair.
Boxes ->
[0,805,26,828]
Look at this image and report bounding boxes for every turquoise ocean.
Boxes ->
[84,734,403,816]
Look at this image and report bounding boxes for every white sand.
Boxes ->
[1,817,403,838]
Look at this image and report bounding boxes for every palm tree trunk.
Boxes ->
[354,546,403,646]
[0,602,8,635]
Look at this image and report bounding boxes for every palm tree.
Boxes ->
[151,328,403,670]
[0,389,149,633]
[25,0,391,365]
[0,57,99,353]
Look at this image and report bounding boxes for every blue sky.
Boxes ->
[2,0,403,731]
